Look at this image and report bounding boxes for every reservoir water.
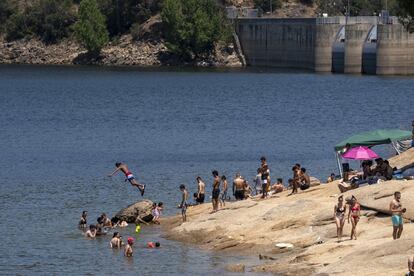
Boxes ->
[0,65,413,275]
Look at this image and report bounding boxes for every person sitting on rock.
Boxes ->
[85,225,97,238]
[108,162,146,196]
[327,173,336,183]
[124,237,134,257]
[271,178,284,194]
[299,168,310,191]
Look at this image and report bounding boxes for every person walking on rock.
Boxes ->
[348,195,360,240]
[390,191,406,240]
[334,195,347,242]
[108,162,145,196]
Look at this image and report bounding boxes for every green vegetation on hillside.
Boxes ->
[397,0,414,32]
[161,0,230,60]
[74,0,109,55]
[5,0,76,43]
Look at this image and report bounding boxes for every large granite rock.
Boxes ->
[388,147,414,170]
[113,199,154,223]
[344,180,414,220]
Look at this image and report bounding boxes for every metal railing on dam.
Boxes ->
[235,16,414,75]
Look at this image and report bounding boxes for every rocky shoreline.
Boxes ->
[161,149,414,275]
[0,35,243,67]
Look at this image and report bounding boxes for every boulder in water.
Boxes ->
[113,199,154,223]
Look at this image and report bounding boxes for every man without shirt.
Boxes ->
[85,225,97,238]
[390,191,406,240]
[299,168,311,191]
[179,184,189,222]
[108,162,146,196]
[233,172,245,200]
[212,171,220,212]
[196,176,205,204]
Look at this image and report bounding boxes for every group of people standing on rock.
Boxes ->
[333,191,406,243]
[177,156,314,222]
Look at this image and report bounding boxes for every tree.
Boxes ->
[74,0,109,55]
[253,0,281,13]
[99,0,154,36]
[5,0,76,43]
[397,0,414,32]
[0,0,16,33]
[161,0,230,60]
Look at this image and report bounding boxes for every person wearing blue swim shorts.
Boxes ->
[390,191,406,240]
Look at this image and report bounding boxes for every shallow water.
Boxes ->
[0,65,413,275]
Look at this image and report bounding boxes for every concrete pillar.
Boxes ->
[314,24,342,72]
[344,24,372,73]
[376,24,414,75]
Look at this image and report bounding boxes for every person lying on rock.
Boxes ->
[108,162,146,196]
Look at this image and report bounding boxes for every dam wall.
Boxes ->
[235,17,414,75]
[376,24,414,75]
[344,24,373,73]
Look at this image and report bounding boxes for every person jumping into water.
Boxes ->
[108,162,146,196]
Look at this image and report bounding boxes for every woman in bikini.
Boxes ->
[334,195,347,242]
[348,195,361,240]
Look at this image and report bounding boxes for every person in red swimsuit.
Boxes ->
[108,162,145,196]
[348,195,361,240]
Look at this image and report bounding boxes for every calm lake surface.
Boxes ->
[0,65,413,275]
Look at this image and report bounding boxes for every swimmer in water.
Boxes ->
[110,232,122,249]
[147,241,161,248]
[79,211,87,229]
[108,162,146,196]
[85,225,97,238]
[124,237,134,257]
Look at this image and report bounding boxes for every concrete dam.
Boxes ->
[235,17,414,75]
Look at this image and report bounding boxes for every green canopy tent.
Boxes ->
[334,129,412,176]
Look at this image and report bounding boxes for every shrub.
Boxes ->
[253,0,281,13]
[99,0,153,36]
[0,0,16,33]
[74,0,109,55]
[5,0,76,43]
[161,0,230,60]
[130,22,141,41]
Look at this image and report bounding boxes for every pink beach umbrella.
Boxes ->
[342,146,379,160]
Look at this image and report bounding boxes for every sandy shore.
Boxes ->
[162,175,414,275]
